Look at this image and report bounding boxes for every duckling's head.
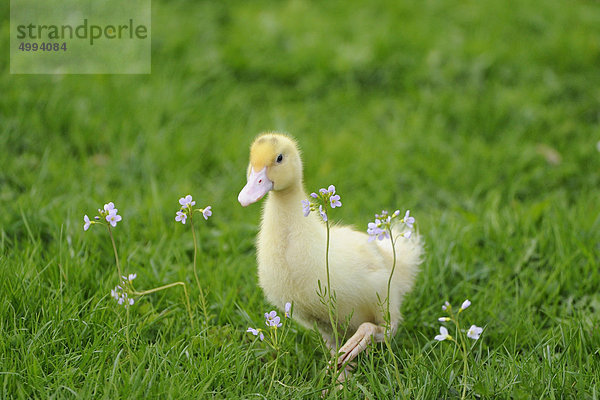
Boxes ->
[238,133,303,207]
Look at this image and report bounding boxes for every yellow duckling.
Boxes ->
[238,133,423,371]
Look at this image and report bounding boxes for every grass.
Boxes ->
[1,0,600,397]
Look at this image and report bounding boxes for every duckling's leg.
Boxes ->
[336,322,397,368]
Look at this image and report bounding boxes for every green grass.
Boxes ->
[2,0,600,397]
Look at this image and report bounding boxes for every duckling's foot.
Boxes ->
[337,322,386,367]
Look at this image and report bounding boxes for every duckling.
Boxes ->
[238,133,423,372]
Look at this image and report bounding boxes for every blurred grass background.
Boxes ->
[1,0,600,398]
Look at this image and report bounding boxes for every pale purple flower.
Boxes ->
[179,195,196,208]
[438,317,450,322]
[318,205,328,222]
[285,302,292,318]
[375,220,389,240]
[202,206,212,220]
[175,210,187,224]
[106,210,122,227]
[319,188,328,195]
[310,193,318,199]
[442,301,450,311]
[246,327,265,341]
[393,210,401,218]
[104,202,116,213]
[111,286,134,307]
[83,215,91,231]
[367,219,388,242]
[434,326,451,341]
[330,194,342,208]
[271,316,282,327]
[403,210,415,229]
[302,199,311,217]
[127,273,136,282]
[467,325,483,340]
[370,211,392,238]
[327,185,336,194]
[265,311,282,328]
[367,222,379,242]
[460,299,471,311]
[402,231,412,239]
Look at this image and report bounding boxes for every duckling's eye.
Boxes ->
[276,154,283,163]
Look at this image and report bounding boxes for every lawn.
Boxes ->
[1,0,600,398]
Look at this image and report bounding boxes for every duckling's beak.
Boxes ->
[238,167,273,207]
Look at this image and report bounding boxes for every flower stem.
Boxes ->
[384,229,405,396]
[126,306,133,374]
[189,213,200,290]
[460,335,469,400]
[325,220,332,306]
[383,337,405,398]
[453,318,469,400]
[324,219,341,387]
[189,212,209,330]
[267,352,279,395]
[385,229,397,337]
[132,281,194,330]
[107,226,122,281]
